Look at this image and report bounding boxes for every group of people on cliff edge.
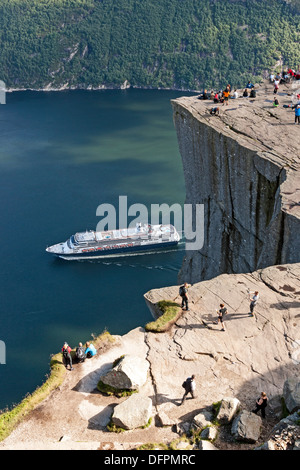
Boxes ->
[61,340,97,371]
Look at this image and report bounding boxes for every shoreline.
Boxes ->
[5,84,204,94]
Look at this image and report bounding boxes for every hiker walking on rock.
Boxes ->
[180,375,196,405]
[252,392,268,419]
[179,282,190,311]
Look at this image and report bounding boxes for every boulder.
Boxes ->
[192,410,214,430]
[157,411,177,427]
[231,410,262,443]
[200,426,218,441]
[111,395,152,430]
[216,397,241,424]
[100,354,149,390]
[198,440,219,450]
[283,377,300,413]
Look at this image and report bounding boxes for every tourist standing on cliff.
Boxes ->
[249,290,259,316]
[62,342,73,371]
[274,79,280,94]
[179,282,190,311]
[214,303,227,331]
[222,88,230,105]
[180,375,196,405]
[294,103,300,124]
[252,392,268,419]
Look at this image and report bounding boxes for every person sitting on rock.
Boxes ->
[76,342,86,363]
[85,341,97,358]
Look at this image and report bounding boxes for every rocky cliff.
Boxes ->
[172,80,300,284]
[2,263,300,450]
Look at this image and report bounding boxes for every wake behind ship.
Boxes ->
[46,223,181,260]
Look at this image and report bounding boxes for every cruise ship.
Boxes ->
[46,223,181,260]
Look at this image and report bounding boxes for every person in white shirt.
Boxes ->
[249,291,259,316]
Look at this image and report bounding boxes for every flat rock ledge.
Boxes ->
[1,263,300,450]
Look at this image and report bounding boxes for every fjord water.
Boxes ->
[0,88,192,410]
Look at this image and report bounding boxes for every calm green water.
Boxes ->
[0,88,193,410]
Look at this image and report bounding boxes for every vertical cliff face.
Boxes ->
[172,82,300,283]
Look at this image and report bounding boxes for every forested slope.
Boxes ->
[0,0,299,90]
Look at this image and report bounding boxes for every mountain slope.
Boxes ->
[1,0,299,90]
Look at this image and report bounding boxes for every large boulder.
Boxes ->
[216,397,241,424]
[111,395,152,430]
[231,410,262,443]
[100,354,149,390]
[192,410,214,430]
[283,377,300,413]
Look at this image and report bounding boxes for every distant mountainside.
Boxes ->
[1,0,299,91]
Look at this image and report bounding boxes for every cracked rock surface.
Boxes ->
[1,264,299,450]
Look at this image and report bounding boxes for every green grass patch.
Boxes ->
[145,300,182,333]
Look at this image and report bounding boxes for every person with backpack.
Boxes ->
[76,342,86,363]
[62,342,73,371]
[179,282,190,311]
[180,375,196,405]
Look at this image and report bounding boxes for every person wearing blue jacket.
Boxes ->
[294,104,300,124]
[85,341,97,358]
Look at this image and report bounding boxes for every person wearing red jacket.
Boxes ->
[62,342,73,371]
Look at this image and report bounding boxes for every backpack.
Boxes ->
[179,285,186,297]
[182,377,191,390]
[76,347,85,360]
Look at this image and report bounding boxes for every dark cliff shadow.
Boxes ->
[87,403,118,431]
[72,361,114,394]
[269,301,300,310]
[178,406,212,423]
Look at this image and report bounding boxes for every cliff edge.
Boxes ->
[172,80,300,283]
[1,263,300,450]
